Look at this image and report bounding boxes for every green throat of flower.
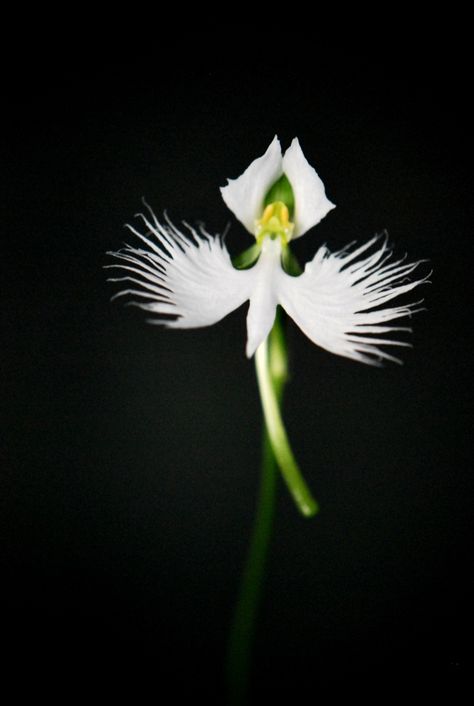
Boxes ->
[255,173,296,245]
[232,173,301,274]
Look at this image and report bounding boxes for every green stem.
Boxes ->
[255,316,319,518]
[226,427,277,705]
[226,312,318,703]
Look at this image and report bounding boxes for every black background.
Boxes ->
[2,41,472,700]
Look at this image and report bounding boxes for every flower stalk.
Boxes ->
[107,136,428,705]
[226,312,318,704]
[226,424,277,705]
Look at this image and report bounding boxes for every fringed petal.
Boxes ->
[278,235,429,365]
[107,206,255,330]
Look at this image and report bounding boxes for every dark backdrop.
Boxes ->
[2,45,471,700]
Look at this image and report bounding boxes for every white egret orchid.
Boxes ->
[108,136,426,367]
[107,137,428,520]
[107,138,429,700]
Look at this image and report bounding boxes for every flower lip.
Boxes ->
[107,205,428,366]
[220,136,335,239]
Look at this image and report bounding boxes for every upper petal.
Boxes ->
[220,136,283,234]
[282,138,335,238]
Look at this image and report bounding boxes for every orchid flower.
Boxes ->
[107,136,428,518]
[107,137,428,702]
[108,136,426,365]
[107,137,427,515]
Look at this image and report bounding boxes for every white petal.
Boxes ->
[220,136,283,234]
[245,238,281,358]
[107,208,255,330]
[108,211,285,358]
[282,138,335,238]
[277,235,428,365]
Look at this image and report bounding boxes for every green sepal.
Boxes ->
[281,245,303,276]
[232,242,261,269]
[263,174,295,216]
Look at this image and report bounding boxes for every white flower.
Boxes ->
[108,137,427,365]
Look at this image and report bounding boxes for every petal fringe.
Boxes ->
[278,234,429,365]
[106,205,254,329]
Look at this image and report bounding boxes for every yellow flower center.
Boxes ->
[255,201,294,245]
